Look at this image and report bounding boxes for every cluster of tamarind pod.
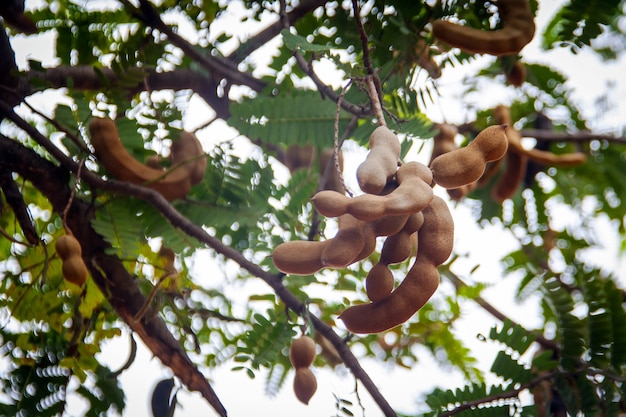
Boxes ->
[289,335,318,405]
[432,105,587,202]
[88,117,207,201]
[272,124,510,334]
[55,232,88,286]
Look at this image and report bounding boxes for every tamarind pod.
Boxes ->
[522,148,587,167]
[505,61,526,87]
[293,368,317,405]
[491,150,528,203]
[379,212,423,265]
[430,125,508,189]
[271,240,329,275]
[55,234,82,259]
[415,38,442,79]
[88,118,192,201]
[284,144,315,173]
[432,0,535,56]
[55,235,88,286]
[170,131,206,185]
[340,196,454,333]
[447,182,477,200]
[321,214,367,268]
[314,162,433,222]
[319,148,344,193]
[365,263,395,302]
[429,123,459,165]
[348,214,411,266]
[494,105,587,168]
[356,126,401,195]
[313,332,342,367]
[289,336,317,368]
[145,154,164,170]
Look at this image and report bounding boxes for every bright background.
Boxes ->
[8,1,626,416]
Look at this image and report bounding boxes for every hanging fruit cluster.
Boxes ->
[272,125,509,334]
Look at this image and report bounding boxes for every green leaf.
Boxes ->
[281,29,333,53]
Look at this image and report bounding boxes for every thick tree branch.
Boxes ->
[0,110,228,416]
[25,66,230,119]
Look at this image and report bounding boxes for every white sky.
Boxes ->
[6,1,626,416]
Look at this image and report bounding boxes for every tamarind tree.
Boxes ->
[1,0,625,416]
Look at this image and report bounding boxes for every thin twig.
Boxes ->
[443,268,559,352]
[333,80,353,196]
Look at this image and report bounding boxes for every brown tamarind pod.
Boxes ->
[284,144,315,173]
[430,125,508,189]
[293,368,317,405]
[365,263,395,302]
[491,149,528,203]
[505,61,527,87]
[340,196,454,334]
[55,235,88,286]
[494,105,587,167]
[170,131,207,185]
[271,214,410,275]
[145,154,164,169]
[321,214,367,268]
[289,336,317,368]
[88,118,201,201]
[429,123,459,165]
[356,126,401,195]
[313,161,433,222]
[271,240,330,275]
[319,148,344,193]
[313,332,342,367]
[379,212,424,265]
[432,0,535,56]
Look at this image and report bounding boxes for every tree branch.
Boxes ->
[520,128,626,144]
[126,0,266,92]
[0,115,228,417]
[25,66,230,119]
[2,105,398,417]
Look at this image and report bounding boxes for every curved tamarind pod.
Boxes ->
[356,126,401,194]
[321,214,368,268]
[171,131,207,185]
[293,368,317,405]
[430,125,508,189]
[89,118,194,201]
[340,196,454,334]
[313,161,433,222]
[491,149,528,203]
[319,148,344,193]
[272,214,409,275]
[271,240,330,275]
[429,123,459,165]
[432,0,535,56]
[494,104,586,166]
